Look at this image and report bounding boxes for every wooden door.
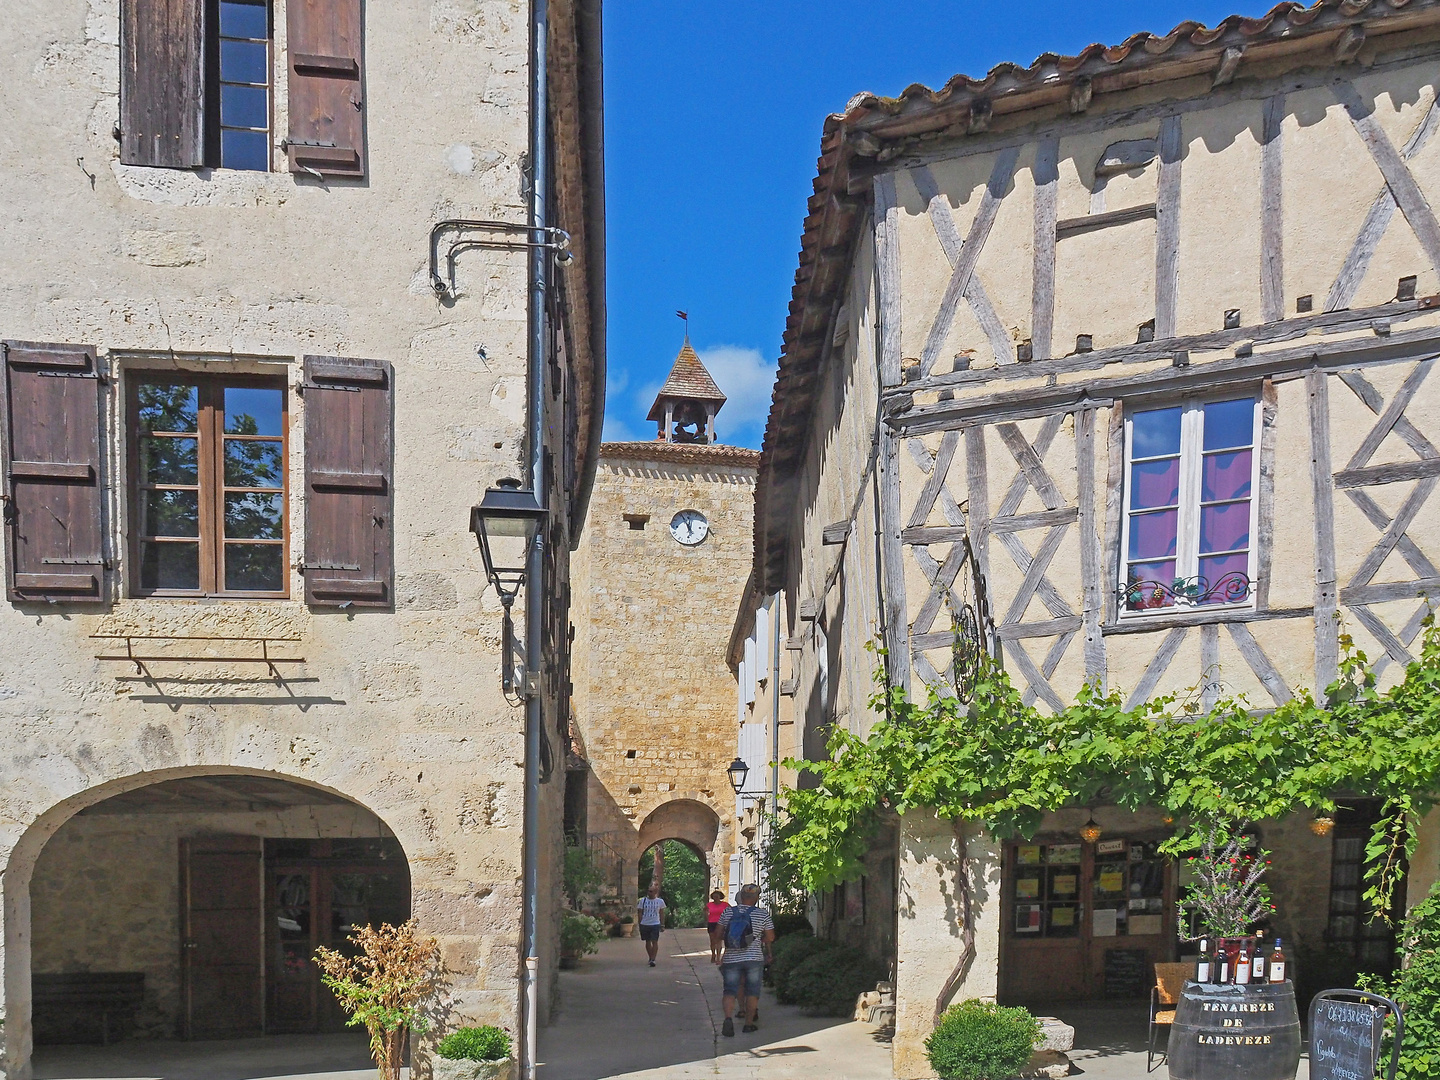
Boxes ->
[181,835,264,1038]
[1000,835,1176,1003]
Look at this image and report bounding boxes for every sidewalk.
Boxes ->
[539,927,895,1080]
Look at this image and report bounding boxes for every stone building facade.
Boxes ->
[0,1,603,1076]
[751,3,1440,1076]
[571,345,759,906]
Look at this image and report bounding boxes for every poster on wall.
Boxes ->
[1016,905,1042,933]
[1093,908,1118,937]
[1050,844,1081,864]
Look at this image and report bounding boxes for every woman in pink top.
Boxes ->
[706,891,729,964]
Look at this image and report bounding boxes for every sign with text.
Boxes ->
[1308,989,1402,1080]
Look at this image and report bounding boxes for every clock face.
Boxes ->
[669,509,710,546]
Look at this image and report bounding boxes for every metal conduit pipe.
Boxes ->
[522,0,549,1075]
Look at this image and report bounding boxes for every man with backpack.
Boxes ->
[715,883,775,1037]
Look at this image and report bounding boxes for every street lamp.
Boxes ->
[726,757,750,794]
[470,478,547,695]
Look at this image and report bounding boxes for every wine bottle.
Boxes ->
[1196,938,1211,983]
[1251,935,1266,982]
[1268,938,1286,983]
[1217,946,1230,984]
[1236,941,1252,985]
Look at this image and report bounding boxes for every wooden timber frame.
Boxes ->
[863,72,1440,712]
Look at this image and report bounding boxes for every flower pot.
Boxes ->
[432,1057,516,1080]
[559,953,579,969]
[621,923,636,937]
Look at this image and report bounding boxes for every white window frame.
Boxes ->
[1118,394,1263,618]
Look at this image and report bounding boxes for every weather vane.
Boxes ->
[676,309,689,339]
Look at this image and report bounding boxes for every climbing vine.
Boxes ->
[782,616,1440,921]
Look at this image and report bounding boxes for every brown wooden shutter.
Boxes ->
[1,342,106,603]
[302,356,391,608]
[119,0,206,168]
[286,0,366,178]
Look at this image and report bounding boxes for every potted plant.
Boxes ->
[619,914,636,938]
[313,920,442,1080]
[433,1025,515,1080]
[560,909,605,968]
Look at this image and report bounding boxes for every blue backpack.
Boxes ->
[725,905,756,950]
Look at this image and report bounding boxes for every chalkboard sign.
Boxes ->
[1309,990,1401,1080]
[1103,947,1149,999]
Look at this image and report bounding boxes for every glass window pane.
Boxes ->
[225,543,283,591]
[221,84,268,129]
[137,383,198,433]
[1199,501,1250,554]
[1198,553,1251,603]
[142,489,199,537]
[220,0,269,39]
[1125,562,1177,610]
[1203,399,1255,451]
[1130,457,1180,510]
[225,492,283,539]
[141,436,198,484]
[221,129,270,172]
[225,439,283,488]
[1128,508,1178,560]
[220,39,268,84]
[140,542,199,591]
[224,387,283,436]
[1131,407,1182,458]
[1202,449,1253,502]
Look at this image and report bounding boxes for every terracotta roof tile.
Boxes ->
[601,441,759,469]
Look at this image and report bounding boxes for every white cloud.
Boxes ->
[602,414,641,443]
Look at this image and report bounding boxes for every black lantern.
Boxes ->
[726,757,750,793]
[470,478,547,694]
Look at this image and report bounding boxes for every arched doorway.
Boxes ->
[633,798,722,923]
[5,770,409,1069]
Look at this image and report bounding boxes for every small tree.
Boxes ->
[563,843,604,908]
[1178,824,1275,938]
[314,920,443,1080]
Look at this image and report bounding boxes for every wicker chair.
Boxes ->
[1148,962,1191,1072]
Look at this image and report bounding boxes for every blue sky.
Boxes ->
[601,1,1275,449]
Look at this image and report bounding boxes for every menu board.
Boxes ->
[1103,948,1151,998]
[1051,873,1077,897]
[1016,845,1042,865]
[1310,996,1386,1080]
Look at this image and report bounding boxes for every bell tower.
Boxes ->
[646,339,727,444]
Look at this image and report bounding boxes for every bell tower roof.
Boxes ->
[646,339,726,444]
[646,340,726,422]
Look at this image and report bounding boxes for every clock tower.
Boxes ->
[569,336,759,908]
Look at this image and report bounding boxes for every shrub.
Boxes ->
[560,910,604,957]
[785,945,887,1016]
[772,913,813,938]
[926,1000,1042,1080]
[563,844,604,908]
[436,1025,511,1062]
[313,920,442,1080]
[1360,881,1440,1080]
[769,933,837,1003]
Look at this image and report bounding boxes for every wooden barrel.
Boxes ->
[1167,980,1302,1080]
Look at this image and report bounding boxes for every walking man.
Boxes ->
[637,881,666,967]
[716,883,774,1036]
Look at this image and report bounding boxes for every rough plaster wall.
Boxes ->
[0,0,573,1073]
[571,455,755,902]
[30,804,390,1038]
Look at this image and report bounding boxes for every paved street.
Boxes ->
[540,928,895,1080]
[32,1031,376,1080]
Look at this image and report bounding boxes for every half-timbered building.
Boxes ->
[752,3,1440,1074]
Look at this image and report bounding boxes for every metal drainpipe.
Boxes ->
[769,593,781,865]
[522,0,548,1075]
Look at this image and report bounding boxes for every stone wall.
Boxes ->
[572,446,758,903]
[0,2,593,1075]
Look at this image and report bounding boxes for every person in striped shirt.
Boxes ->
[716,884,775,1036]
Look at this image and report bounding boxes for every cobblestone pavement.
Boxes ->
[539,927,895,1080]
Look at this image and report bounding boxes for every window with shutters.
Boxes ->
[120,0,366,179]
[128,374,289,597]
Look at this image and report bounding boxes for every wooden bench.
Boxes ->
[33,972,145,1045]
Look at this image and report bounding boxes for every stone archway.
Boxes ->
[631,798,724,910]
[2,768,416,1079]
